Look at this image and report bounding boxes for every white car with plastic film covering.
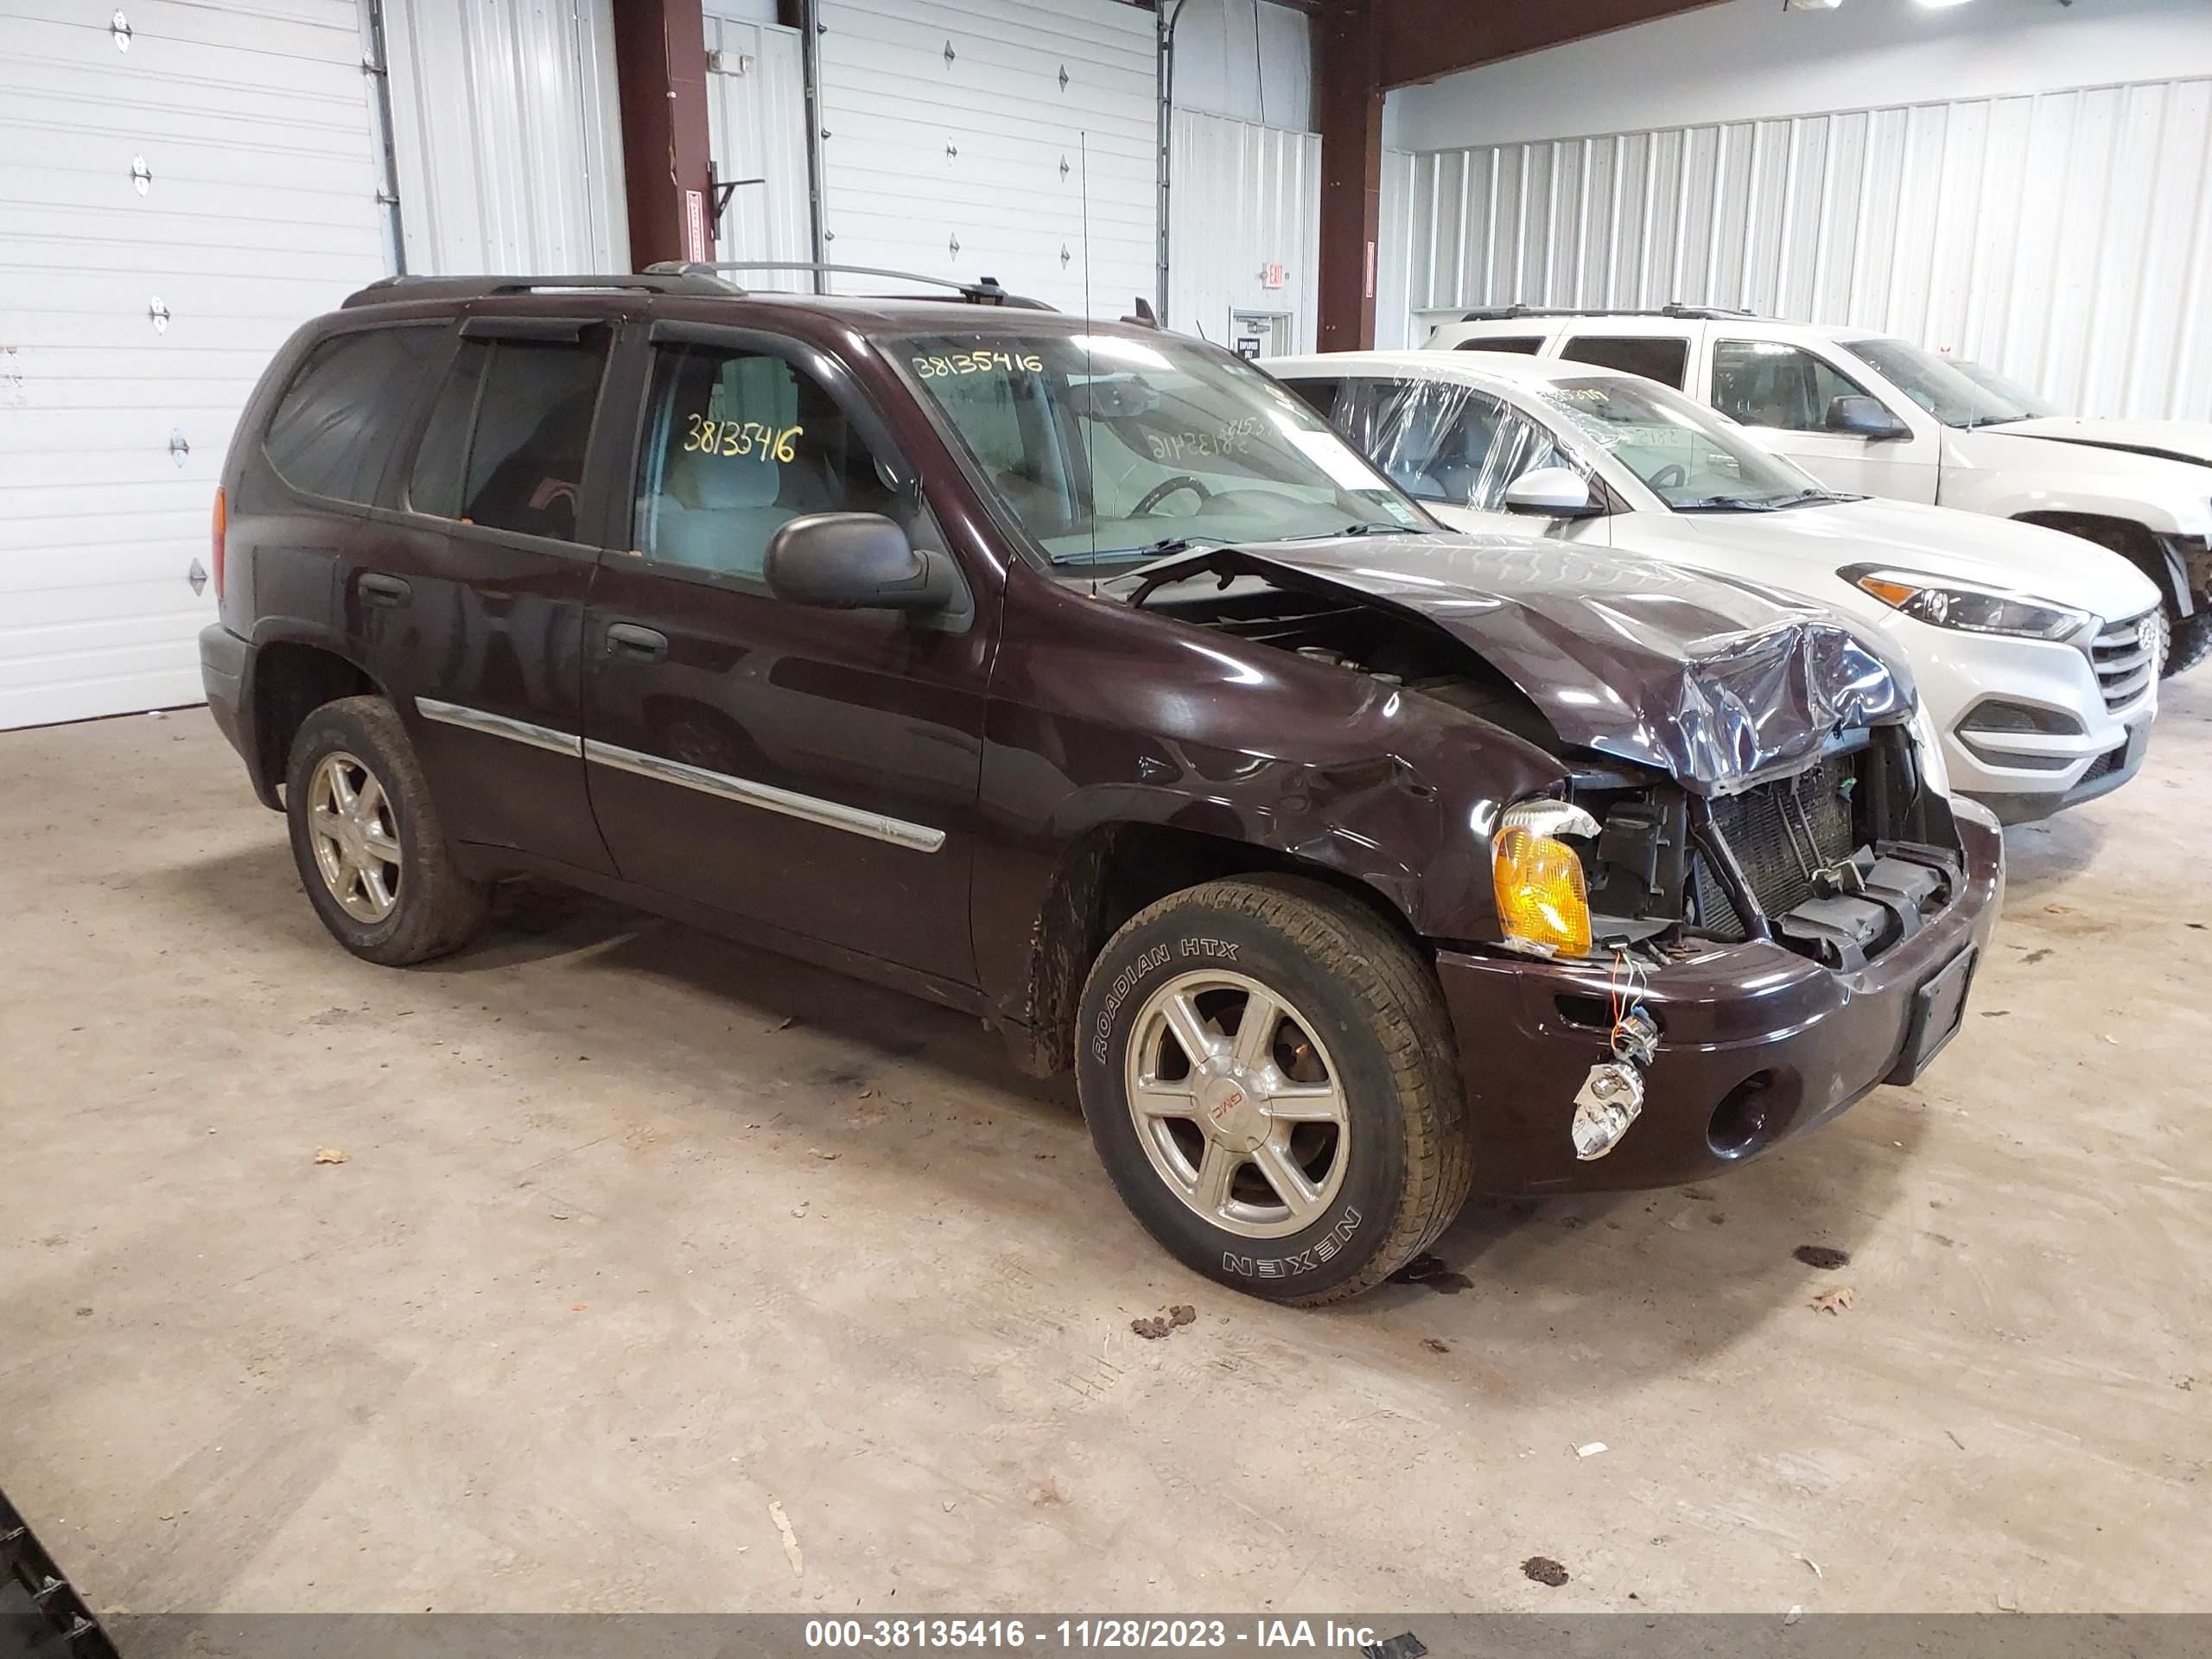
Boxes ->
[1267,349,2161,823]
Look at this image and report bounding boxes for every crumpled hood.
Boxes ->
[1126,532,1913,794]
[1996,416,2212,468]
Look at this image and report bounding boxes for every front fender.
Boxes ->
[970,567,1573,1031]
[1941,468,2212,540]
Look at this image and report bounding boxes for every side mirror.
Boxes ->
[1503,466,1599,518]
[1826,394,1910,442]
[765,512,958,613]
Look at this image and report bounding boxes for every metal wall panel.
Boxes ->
[0,0,386,729]
[1395,75,2212,420]
[702,7,811,292]
[1166,109,1319,352]
[815,0,1157,316]
[380,0,629,275]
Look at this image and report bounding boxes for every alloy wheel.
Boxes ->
[306,750,403,924]
[1122,969,1351,1238]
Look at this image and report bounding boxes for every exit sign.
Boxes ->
[1262,262,1287,289]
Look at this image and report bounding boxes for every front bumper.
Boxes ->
[1919,619,2155,817]
[1435,809,2005,1195]
[1967,711,2151,824]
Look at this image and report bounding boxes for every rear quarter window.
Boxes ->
[1557,334,1690,389]
[262,325,446,505]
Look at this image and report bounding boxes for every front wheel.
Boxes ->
[2160,603,2212,677]
[1075,875,1472,1304]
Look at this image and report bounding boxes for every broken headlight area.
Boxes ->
[1559,723,1964,974]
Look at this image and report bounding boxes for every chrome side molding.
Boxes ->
[415,697,583,757]
[410,697,945,854]
[583,740,947,854]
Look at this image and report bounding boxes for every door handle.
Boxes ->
[359,572,411,607]
[604,622,669,664]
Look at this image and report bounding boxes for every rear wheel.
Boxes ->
[284,695,488,965]
[1076,875,1471,1304]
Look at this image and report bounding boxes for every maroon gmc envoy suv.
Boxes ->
[200,270,2002,1302]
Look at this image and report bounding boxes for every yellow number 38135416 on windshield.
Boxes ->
[683,414,802,462]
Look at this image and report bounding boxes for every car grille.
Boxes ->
[1692,757,1857,937]
[2090,610,2158,712]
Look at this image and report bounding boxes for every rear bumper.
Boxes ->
[199,624,274,806]
[1435,810,2005,1195]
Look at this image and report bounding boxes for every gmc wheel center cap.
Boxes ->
[1195,1067,1268,1153]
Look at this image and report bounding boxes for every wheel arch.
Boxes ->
[1005,820,1433,1080]
[2012,510,2193,617]
[246,629,386,807]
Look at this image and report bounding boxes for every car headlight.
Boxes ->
[1492,800,1599,957]
[1840,565,2088,641]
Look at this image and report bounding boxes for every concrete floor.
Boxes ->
[2,689,2207,1618]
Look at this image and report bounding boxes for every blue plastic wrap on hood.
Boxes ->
[1123,533,1916,795]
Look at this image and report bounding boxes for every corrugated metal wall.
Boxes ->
[702,8,811,291]
[1166,110,1319,353]
[380,0,629,275]
[815,0,1157,315]
[1393,76,2212,421]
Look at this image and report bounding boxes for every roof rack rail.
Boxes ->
[1456,302,1759,323]
[646,260,1057,310]
[341,272,741,309]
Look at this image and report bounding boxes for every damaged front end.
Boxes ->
[1125,539,2002,1188]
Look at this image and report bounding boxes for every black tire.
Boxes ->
[284,694,489,966]
[2160,604,2212,678]
[1075,874,1472,1305]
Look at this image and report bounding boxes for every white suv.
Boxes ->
[1268,348,2160,823]
[1422,308,2212,676]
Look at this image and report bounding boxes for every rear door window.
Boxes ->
[263,325,446,505]
[1558,334,1690,388]
[407,334,610,543]
[1455,335,1546,354]
[1282,377,1344,420]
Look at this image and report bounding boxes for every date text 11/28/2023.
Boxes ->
[805,1621,1412,1651]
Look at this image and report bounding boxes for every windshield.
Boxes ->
[897,331,1421,565]
[1947,357,2064,421]
[1844,337,2057,428]
[1532,375,1833,511]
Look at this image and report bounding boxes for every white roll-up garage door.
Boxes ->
[0,0,389,731]
[815,0,1158,317]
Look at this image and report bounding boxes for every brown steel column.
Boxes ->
[1315,1,1383,352]
[610,0,714,270]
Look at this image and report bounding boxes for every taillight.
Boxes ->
[210,486,226,604]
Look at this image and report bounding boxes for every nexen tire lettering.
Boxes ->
[1221,1207,1363,1279]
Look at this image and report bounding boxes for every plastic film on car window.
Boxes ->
[1338,378,1581,512]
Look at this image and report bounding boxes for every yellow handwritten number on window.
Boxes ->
[683,413,802,463]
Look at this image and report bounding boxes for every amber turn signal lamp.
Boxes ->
[210,486,227,601]
[1492,826,1592,957]
[1853,572,1918,607]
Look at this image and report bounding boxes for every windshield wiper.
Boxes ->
[1282,521,1421,543]
[1049,535,1205,567]
[1674,489,1836,513]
